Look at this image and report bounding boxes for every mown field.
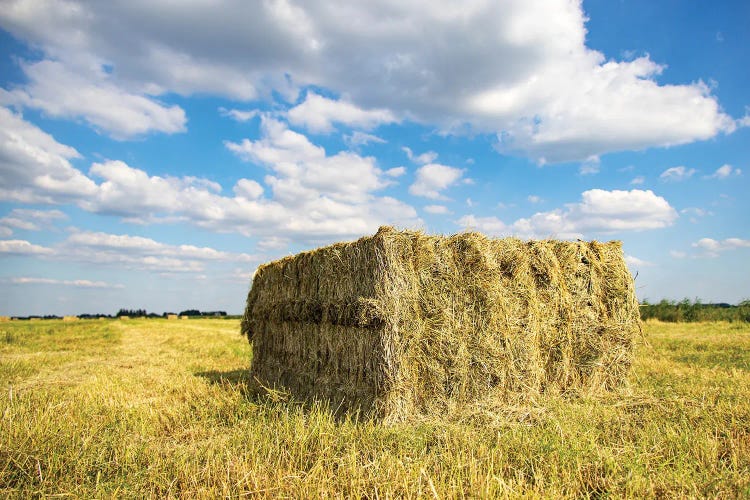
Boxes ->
[1,319,749,498]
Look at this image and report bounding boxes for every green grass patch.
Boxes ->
[1,319,749,497]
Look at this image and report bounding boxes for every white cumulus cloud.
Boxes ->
[10,277,123,289]
[344,131,387,148]
[624,254,654,267]
[0,106,96,204]
[459,189,677,239]
[409,163,465,199]
[706,164,742,179]
[1,60,186,139]
[1,110,420,242]
[0,0,737,160]
[219,107,258,122]
[287,92,397,133]
[403,147,439,165]
[60,230,258,273]
[692,237,750,257]
[0,208,68,231]
[457,215,507,234]
[384,166,406,178]
[0,239,54,255]
[660,166,696,182]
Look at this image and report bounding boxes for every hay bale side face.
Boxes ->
[376,231,640,420]
[243,227,640,420]
[243,232,390,414]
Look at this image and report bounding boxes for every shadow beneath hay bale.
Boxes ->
[194,368,260,399]
[195,368,252,385]
[195,369,374,422]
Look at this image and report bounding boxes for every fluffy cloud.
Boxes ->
[403,147,439,165]
[459,189,677,238]
[0,0,737,160]
[1,60,186,139]
[59,230,258,272]
[10,277,123,289]
[219,108,258,122]
[409,164,465,199]
[0,239,54,255]
[344,131,386,148]
[706,164,742,179]
[64,231,256,261]
[384,166,406,178]
[226,117,385,203]
[0,106,96,203]
[287,92,396,133]
[0,231,260,273]
[224,117,420,237]
[660,166,696,182]
[0,110,419,242]
[578,156,600,175]
[692,237,750,257]
[624,255,654,267]
[233,179,264,200]
[457,215,507,234]
[0,208,67,231]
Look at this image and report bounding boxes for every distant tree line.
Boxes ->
[116,308,150,318]
[640,299,750,323]
[116,308,228,318]
[10,309,235,320]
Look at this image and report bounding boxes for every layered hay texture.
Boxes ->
[242,227,640,421]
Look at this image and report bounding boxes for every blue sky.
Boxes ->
[0,0,748,315]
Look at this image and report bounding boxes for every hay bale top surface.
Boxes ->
[245,226,632,332]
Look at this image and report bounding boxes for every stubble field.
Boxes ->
[1,318,749,497]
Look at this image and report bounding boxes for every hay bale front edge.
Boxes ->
[242,226,640,420]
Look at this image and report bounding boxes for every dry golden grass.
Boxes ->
[1,319,749,497]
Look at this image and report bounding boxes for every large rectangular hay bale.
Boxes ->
[242,226,640,420]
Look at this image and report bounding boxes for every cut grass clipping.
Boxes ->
[242,226,641,421]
